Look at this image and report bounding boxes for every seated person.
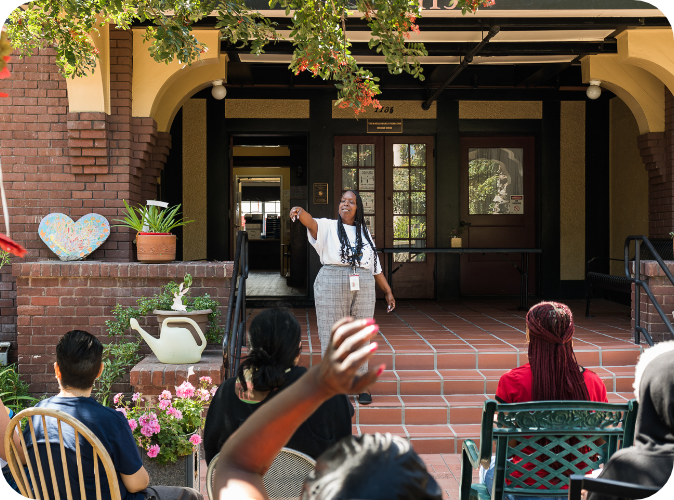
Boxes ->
[0,330,202,500]
[484,301,608,500]
[0,402,30,493]
[204,307,353,464]
[213,317,442,500]
[586,341,674,500]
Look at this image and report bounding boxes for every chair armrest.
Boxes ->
[462,439,480,469]
[459,439,480,500]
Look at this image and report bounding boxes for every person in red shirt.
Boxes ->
[483,301,608,500]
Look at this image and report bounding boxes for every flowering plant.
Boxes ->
[114,377,217,465]
[8,0,496,115]
[0,31,12,98]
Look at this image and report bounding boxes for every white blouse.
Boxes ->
[308,219,382,276]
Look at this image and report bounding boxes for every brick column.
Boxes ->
[638,89,674,238]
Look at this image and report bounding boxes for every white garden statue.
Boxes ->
[171,282,189,312]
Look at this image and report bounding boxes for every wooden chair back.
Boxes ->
[4,407,122,500]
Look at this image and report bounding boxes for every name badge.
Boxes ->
[349,274,360,291]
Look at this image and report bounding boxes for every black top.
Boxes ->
[588,352,674,500]
[203,366,354,464]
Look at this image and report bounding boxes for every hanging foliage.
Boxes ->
[7,0,495,114]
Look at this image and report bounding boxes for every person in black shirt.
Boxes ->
[203,307,353,464]
[586,342,674,500]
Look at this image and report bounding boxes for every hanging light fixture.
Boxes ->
[586,80,602,100]
[211,80,227,100]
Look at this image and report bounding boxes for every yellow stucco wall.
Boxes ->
[560,101,586,281]
[609,97,649,275]
[182,99,208,261]
[459,101,542,119]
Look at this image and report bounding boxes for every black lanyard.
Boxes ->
[350,245,363,272]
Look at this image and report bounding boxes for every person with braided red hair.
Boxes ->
[482,301,608,500]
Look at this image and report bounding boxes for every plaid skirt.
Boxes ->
[314,265,376,374]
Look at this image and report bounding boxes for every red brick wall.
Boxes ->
[14,262,232,395]
[631,260,674,344]
[0,29,175,364]
[638,89,674,238]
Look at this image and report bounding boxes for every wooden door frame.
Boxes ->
[384,136,436,299]
[333,136,385,249]
[459,136,535,236]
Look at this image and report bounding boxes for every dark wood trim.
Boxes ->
[207,97,228,261]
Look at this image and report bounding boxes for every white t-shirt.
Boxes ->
[308,219,382,275]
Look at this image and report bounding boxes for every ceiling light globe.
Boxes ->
[211,81,227,100]
[586,82,601,100]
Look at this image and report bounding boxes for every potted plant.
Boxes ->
[450,227,465,248]
[113,377,217,489]
[114,200,193,263]
[95,275,224,405]
[107,273,223,348]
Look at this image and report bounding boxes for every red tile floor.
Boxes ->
[200,298,641,499]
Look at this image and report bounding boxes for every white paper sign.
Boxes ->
[364,216,375,238]
[359,169,375,190]
[361,192,375,214]
[509,195,524,214]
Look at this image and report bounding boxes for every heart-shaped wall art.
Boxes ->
[38,213,110,261]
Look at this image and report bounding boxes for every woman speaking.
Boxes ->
[290,190,395,404]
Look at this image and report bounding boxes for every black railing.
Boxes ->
[222,230,249,379]
[624,235,674,347]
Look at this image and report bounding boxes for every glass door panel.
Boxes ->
[385,136,434,299]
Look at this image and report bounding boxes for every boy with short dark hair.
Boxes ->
[1,330,202,500]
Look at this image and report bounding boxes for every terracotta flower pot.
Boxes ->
[136,233,176,263]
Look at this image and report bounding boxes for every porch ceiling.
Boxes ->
[215,14,669,90]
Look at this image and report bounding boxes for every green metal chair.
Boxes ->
[459,399,639,500]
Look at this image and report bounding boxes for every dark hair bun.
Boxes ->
[236,307,302,393]
[247,347,286,392]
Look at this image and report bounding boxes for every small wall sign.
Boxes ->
[367,119,403,134]
[313,183,329,204]
[509,195,524,214]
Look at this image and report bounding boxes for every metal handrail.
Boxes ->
[624,235,674,346]
[222,231,249,379]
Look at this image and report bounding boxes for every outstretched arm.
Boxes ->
[214,317,383,500]
[289,206,318,240]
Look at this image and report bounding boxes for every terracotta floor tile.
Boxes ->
[358,424,407,437]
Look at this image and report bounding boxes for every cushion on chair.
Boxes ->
[469,483,491,500]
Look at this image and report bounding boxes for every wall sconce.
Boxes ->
[586,80,602,100]
[212,80,227,100]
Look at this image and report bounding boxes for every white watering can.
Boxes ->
[130,317,206,364]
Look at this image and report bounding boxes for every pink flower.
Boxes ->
[175,381,195,399]
[199,376,212,384]
[132,392,142,402]
[141,425,154,437]
[113,393,123,405]
[116,408,127,418]
[210,386,218,396]
[189,434,202,446]
[128,419,138,431]
[158,399,171,410]
[196,388,210,402]
[147,445,160,458]
[159,390,172,401]
[167,407,183,420]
